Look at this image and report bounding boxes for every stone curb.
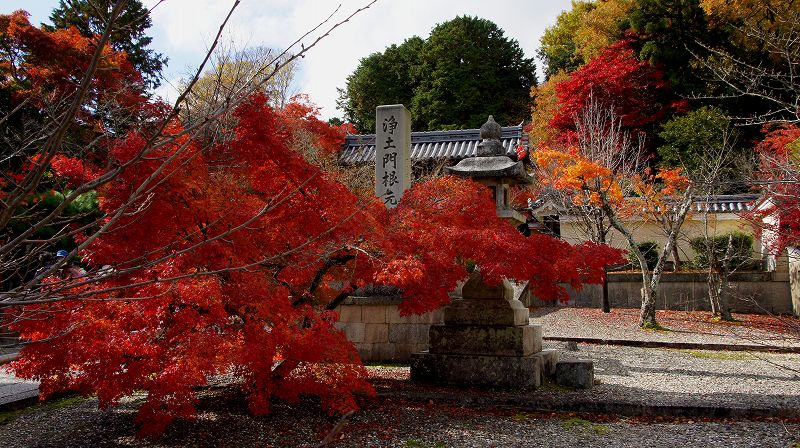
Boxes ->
[377,389,800,420]
[543,336,800,354]
[0,352,20,365]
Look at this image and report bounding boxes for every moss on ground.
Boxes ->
[640,321,671,332]
[537,381,575,393]
[561,417,611,435]
[681,350,758,360]
[0,395,88,426]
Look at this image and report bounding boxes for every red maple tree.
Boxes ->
[550,39,685,144]
[749,124,800,254]
[2,11,624,438]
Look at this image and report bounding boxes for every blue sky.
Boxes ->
[17,0,573,121]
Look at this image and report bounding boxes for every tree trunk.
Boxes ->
[708,271,719,316]
[716,235,735,321]
[639,285,658,328]
[672,245,681,271]
[601,187,693,329]
[602,265,610,313]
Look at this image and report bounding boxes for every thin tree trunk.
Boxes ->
[602,265,610,313]
[599,231,610,313]
[717,235,735,321]
[672,245,681,271]
[601,187,693,328]
[639,285,658,328]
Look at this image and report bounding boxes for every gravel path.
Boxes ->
[2,342,799,447]
[375,341,800,415]
[531,307,800,349]
[0,391,797,448]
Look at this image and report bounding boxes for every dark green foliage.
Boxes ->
[630,241,659,270]
[337,37,424,132]
[412,16,536,130]
[627,0,711,94]
[338,16,536,132]
[689,232,756,270]
[657,106,749,190]
[46,0,167,89]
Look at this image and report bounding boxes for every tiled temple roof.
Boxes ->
[528,192,760,215]
[689,194,759,212]
[339,125,526,164]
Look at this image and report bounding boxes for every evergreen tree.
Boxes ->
[46,0,167,90]
[337,16,536,132]
[336,37,424,132]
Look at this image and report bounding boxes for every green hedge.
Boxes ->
[689,232,755,270]
[629,241,659,270]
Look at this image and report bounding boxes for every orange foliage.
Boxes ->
[534,145,689,220]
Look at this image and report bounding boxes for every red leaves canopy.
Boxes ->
[550,39,685,139]
[0,10,146,129]
[750,124,800,253]
[8,86,622,438]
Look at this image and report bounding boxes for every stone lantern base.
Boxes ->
[410,273,558,389]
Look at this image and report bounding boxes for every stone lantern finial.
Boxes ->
[477,116,505,157]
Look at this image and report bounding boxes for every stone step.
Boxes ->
[428,324,542,356]
[411,351,557,389]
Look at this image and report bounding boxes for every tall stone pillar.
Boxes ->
[375,104,411,208]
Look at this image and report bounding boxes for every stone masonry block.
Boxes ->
[428,324,542,356]
[387,307,444,325]
[460,273,513,300]
[444,298,529,326]
[342,322,365,343]
[354,342,372,361]
[364,323,389,343]
[372,342,397,361]
[388,324,431,344]
[337,305,362,323]
[536,349,559,377]
[532,349,559,385]
[410,352,542,389]
[394,344,414,362]
[361,305,388,323]
[555,360,594,389]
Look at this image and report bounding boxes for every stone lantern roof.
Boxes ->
[443,116,531,184]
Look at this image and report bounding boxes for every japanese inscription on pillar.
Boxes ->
[375,104,411,208]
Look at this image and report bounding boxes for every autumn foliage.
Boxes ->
[0,10,147,142]
[0,9,627,437]
[534,145,689,219]
[750,125,800,253]
[548,39,685,145]
[5,81,622,437]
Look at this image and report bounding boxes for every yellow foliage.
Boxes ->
[529,71,569,147]
[574,0,635,61]
[701,0,799,50]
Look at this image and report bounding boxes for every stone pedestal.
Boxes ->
[410,273,558,389]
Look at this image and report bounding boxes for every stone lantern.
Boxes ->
[444,115,530,226]
[410,116,559,389]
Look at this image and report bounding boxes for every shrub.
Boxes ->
[689,232,756,270]
[629,241,659,270]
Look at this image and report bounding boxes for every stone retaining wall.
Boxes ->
[527,271,792,315]
[334,296,443,363]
